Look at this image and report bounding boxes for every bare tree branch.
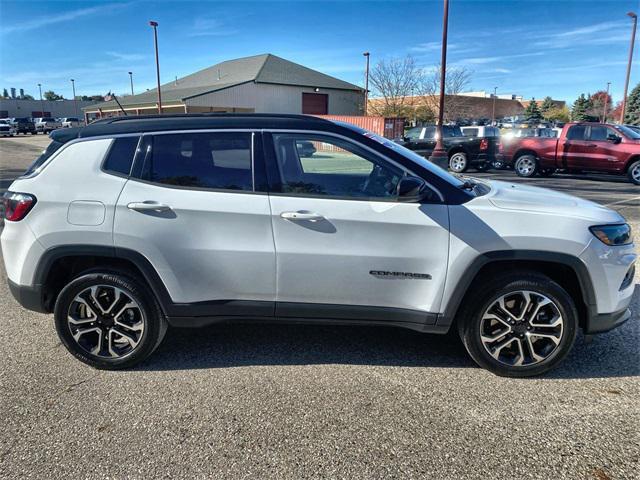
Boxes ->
[368,56,423,117]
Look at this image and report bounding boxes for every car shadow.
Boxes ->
[140,287,639,379]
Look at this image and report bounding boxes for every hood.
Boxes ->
[482,179,624,223]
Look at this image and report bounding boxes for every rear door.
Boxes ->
[114,130,276,310]
[560,124,590,169]
[265,131,450,324]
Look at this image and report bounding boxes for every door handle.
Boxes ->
[280,211,324,222]
[127,201,172,212]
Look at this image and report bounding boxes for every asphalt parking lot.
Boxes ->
[0,135,638,479]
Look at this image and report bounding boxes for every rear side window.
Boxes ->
[103,136,140,176]
[23,140,64,176]
[566,125,587,140]
[141,132,253,191]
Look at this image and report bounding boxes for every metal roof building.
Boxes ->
[84,54,365,120]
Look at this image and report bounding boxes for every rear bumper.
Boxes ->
[584,307,632,334]
[7,279,47,313]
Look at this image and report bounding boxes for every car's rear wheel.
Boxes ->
[54,272,167,369]
[457,272,578,377]
[628,160,640,185]
[449,152,468,173]
[514,154,538,177]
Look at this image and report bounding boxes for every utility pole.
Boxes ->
[620,12,637,123]
[149,21,162,114]
[70,79,78,118]
[37,83,44,116]
[603,82,610,123]
[428,0,450,170]
[491,86,497,125]
[363,52,370,115]
[128,71,134,95]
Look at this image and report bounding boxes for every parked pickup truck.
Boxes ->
[35,117,62,134]
[398,125,500,173]
[499,122,640,185]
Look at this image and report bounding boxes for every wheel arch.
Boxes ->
[34,245,172,315]
[437,250,597,331]
[447,146,468,158]
[513,149,538,162]
[623,155,640,173]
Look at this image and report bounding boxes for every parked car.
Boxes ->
[461,126,501,138]
[60,117,82,128]
[296,140,316,157]
[2,114,636,376]
[13,117,37,135]
[503,127,558,139]
[499,122,640,184]
[398,125,500,172]
[624,124,640,135]
[35,117,62,134]
[0,120,16,137]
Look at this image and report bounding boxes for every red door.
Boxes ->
[560,124,592,170]
[588,125,625,172]
[302,93,328,114]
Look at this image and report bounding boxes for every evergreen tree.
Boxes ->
[524,97,543,123]
[540,96,555,118]
[2,88,8,98]
[624,83,640,125]
[571,94,590,121]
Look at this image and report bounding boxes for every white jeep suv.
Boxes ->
[1,115,636,376]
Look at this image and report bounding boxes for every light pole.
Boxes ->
[149,21,162,114]
[70,79,78,118]
[603,82,611,123]
[37,83,44,116]
[491,86,497,125]
[363,52,370,116]
[428,0,450,169]
[620,11,637,123]
[128,71,134,95]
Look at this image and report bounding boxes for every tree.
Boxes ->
[418,64,472,122]
[368,55,423,117]
[545,106,570,123]
[571,94,590,121]
[523,98,543,123]
[540,96,555,118]
[624,82,640,125]
[587,90,612,121]
[43,90,63,101]
[2,88,8,98]
[610,101,624,122]
[22,94,35,100]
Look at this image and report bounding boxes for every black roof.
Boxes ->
[52,113,338,141]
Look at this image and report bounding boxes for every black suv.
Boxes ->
[14,117,36,135]
[398,125,500,173]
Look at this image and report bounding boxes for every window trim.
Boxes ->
[129,129,258,194]
[264,129,444,203]
[100,135,142,179]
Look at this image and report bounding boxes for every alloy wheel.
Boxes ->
[516,157,536,176]
[480,290,563,367]
[631,163,640,183]
[66,285,145,358]
[450,153,467,172]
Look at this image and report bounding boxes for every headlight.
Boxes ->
[589,224,633,246]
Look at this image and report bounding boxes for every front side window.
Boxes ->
[141,132,253,191]
[566,125,587,140]
[272,134,404,199]
[589,126,618,142]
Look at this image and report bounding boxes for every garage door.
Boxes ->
[302,93,328,115]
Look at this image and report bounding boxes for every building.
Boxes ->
[84,54,365,121]
[0,98,98,119]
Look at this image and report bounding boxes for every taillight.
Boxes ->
[2,192,37,221]
[480,138,489,151]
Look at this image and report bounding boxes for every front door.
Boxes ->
[265,132,450,324]
[114,131,276,311]
[587,125,625,172]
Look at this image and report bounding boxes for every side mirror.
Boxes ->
[397,176,428,202]
[607,134,622,144]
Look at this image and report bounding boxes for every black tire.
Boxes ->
[457,272,578,377]
[54,271,167,370]
[539,168,556,177]
[628,160,640,185]
[492,159,505,170]
[449,152,468,173]
[476,163,490,172]
[514,154,538,177]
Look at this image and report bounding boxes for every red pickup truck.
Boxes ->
[499,122,640,185]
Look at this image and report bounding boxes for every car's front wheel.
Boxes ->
[628,160,640,185]
[458,272,578,377]
[514,154,538,177]
[54,272,167,369]
[449,152,468,173]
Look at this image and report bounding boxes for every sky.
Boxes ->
[0,0,638,105]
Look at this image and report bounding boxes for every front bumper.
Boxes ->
[584,307,632,334]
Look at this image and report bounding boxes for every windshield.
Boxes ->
[614,125,640,139]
